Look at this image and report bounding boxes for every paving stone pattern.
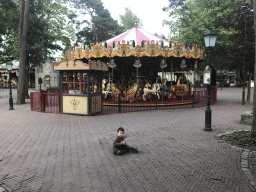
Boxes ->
[0,87,255,191]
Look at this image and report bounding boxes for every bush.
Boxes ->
[46,85,59,92]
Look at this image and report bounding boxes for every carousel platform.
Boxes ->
[102,97,199,107]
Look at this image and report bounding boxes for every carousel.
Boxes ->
[53,25,205,115]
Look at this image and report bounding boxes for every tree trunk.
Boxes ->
[17,0,30,104]
[251,0,256,136]
[247,72,251,104]
[25,67,29,99]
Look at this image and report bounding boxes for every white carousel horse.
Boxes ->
[142,83,160,101]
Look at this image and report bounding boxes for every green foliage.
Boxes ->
[27,0,74,65]
[163,0,254,73]
[119,7,143,30]
[0,0,75,65]
[154,33,168,41]
[0,0,20,63]
[72,0,124,45]
[217,0,254,74]
[46,85,59,91]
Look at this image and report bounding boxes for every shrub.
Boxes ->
[46,85,59,92]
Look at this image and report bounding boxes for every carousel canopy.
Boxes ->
[63,41,204,61]
[62,25,205,61]
[106,25,169,47]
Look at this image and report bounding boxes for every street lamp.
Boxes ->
[203,27,217,131]
[6,61,14,110]
[241,3,250,105]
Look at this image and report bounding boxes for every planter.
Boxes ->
[241,111,253,125]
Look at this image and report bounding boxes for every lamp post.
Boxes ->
[203,27,217,131]
[6,61,14,110]
[241,3,250,105]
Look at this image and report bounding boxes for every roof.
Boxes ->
[106,25,169,47]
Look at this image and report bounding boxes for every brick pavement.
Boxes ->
[0,87,255,191]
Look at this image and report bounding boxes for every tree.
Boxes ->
[72,0,124,45]
[218,0,254,102]
[164,0,240,48]
[162,0,255,77]
[252,0,256,136]
[154,33,168,41]
[1,0,75,103]
[0,0,20,63]
[119,7,143,30]
[17,0,30,104]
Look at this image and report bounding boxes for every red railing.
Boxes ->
[30,92,42,112]
[30,88,217,115]
[30,91,60,113]
[44,93,60,113]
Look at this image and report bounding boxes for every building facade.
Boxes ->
[35,59,60,91]
[0,60,35,88]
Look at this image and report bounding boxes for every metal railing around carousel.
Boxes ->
[100,87,217,115]
[30,88,217,115]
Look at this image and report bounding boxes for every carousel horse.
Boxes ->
[110,83,124,102]
[106,82,111,91]
[102,79,110,99]
[143,83,159,101]
[174,76,189,98]
[102,79,107,90]
[152,82,161,91]
[122,83,139,103]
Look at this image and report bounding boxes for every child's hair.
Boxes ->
[117,127,125,133]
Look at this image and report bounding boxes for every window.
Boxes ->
[62,72,88,95]
[90,74,101,94]
[45,77,50,86]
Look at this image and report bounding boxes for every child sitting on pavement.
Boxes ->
[113,127,139,155]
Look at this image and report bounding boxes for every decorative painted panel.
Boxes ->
[63,96,88,115]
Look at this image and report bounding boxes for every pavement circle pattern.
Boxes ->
[215,130,256,187]
[0,87,256,191]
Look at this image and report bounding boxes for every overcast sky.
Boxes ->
[101,0,171,37]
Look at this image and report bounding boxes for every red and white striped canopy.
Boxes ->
[106,25,169,47]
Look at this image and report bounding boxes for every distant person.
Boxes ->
[113,127,139,155]
[163,78,170,91]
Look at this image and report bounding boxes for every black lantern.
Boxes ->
[204,27,217,48]
[203,27,217,131]
[6,61,14,110]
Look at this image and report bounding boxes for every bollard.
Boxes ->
[192,91,194,108]
[42,93,45,112]
[155,92,158,110]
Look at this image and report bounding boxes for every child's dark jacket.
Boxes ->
[113,136,126,154]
